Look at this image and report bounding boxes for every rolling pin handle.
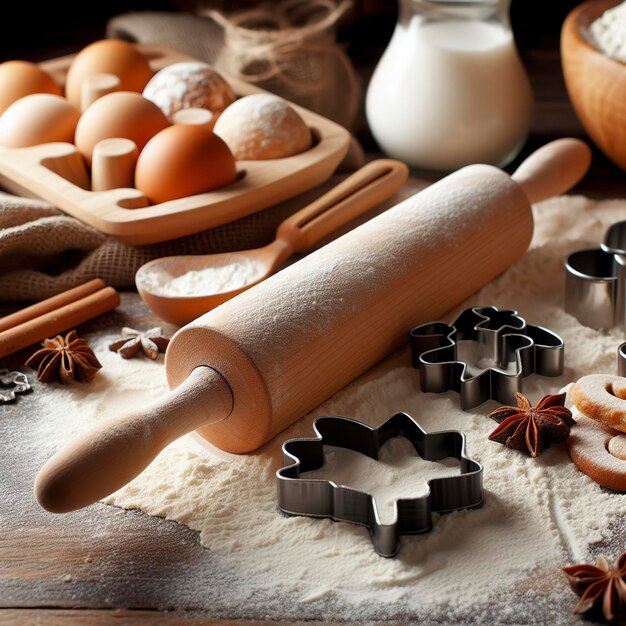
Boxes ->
[34,366,233,513]
[511,138,592,204]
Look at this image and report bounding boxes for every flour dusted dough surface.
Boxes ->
[32,194,626,622]
[213,93,312,160]
[142,62,236,121]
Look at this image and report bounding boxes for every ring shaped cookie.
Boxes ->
[567,414,626,491]
[571,374,626,433]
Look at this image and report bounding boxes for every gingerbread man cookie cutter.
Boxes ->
[0,369,31,402]
[410,306,564,411]
[276,412,483,558]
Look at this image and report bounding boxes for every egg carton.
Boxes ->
[0,43,350,245]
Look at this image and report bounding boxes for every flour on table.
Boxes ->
[31,195,626,621]
[302,439,460,525]
[136,257,265,297]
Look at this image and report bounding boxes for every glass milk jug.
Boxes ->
[366,0,533,171]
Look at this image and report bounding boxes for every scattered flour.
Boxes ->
[137,257,265,297]
[591,1,626,62]
[302,439,461,525]
[28,194,626,619]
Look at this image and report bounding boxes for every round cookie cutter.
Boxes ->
[618,342,626,377]
[565,220,626,331]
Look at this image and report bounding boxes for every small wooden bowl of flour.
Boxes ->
[562,0,626,171]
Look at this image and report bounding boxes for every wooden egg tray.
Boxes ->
[0,44,351,245]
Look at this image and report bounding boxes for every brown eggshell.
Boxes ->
[0,94,80,147]
[135,125,237,204]
[75,92,170,165]
[65,39,153,108]
[0,61,61,115]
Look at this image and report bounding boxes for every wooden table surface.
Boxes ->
[1,19,625,626]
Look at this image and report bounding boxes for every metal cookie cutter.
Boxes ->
[410,306,564,410]
[618,343,626,377]
[565,220,626,331]
[0,369,31,402]
[276,412,483,558]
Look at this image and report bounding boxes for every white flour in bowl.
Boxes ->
[137,257,265,297]
[591,1,626,61]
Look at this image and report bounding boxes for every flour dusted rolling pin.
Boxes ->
[35,139,591,513]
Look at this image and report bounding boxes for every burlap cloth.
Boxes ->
[0,174,361,302]
[0,7,365,303]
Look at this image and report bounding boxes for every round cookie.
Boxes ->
[571,374,626,433]
[142,62,236,121]
[213,93,312,160]
[567,414,626,491]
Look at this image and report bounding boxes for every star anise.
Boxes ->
[488,392,575,457]
[25,330,102,384]
[108,327,170,360]
[563,553,626,624]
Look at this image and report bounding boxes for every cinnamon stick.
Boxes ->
[0,279,106,333]
[0,286,120,358]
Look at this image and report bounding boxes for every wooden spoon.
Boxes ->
[135,159,409,326]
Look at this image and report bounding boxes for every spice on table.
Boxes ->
[487,392,574,457]
[563,552,626,624]
[25,330,101,384]
[108,327,170,360]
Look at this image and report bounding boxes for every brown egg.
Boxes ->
[0,94,80,147]
[75,92,169,165]
[65,39,153,108]
[135,125,237,204]
[0,61,61,115]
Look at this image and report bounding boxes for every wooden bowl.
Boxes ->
[562,0,626,171]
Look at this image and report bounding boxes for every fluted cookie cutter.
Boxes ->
[0,369,31,402]
[276,412,483,558]
[565,220,626,331]
[410,306,564,410]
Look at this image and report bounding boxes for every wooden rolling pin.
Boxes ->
[35,139,591,513]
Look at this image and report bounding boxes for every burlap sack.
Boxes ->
[204,1,359,129]
[108,1,360,129]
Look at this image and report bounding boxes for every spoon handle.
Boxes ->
[275,159,409,253]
